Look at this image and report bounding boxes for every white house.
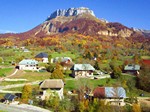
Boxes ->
[35,52,48,63]
[51,57,73,70]
[39,79,64,100]
[18,59,38,70]
[51,57,72,63]
[70,64,95,78]
[23,49,30,52]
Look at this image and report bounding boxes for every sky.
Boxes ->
[0,0,150,33]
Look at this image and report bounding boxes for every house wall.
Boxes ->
[42,58,48,63]
[72,70,93,78]
[41,88,64,100]
[19,64,37,70]
[105,99,125,106]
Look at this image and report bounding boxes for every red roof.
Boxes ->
[93,87,105,98]
[142,59,150,66]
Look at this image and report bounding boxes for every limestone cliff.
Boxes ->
[46,7,95,20]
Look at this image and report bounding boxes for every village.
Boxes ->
[0,46,150,112]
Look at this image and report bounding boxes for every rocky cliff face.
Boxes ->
[1,7,147,40]
[133,28,150,38]
[46,7,95,20]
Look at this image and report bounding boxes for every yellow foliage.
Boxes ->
[132,103,141,112]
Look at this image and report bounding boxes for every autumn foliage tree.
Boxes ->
[21,84,32,103]
[111,66,122,79]
[50,63,64,81]
[137,65,150,92]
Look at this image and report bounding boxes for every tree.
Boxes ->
[50,64,64,81]
[46,63,55,73]
[0,57,3,63]
[45,93,60,111]
[132,103,141,112]
[75,78,93,101]
[85,51,93,59]
[133,54,141,64]
[21,84,32,103]
[137,65,150,92]
[59,98,74,112]
[111,66,122,79]
[94,61,100,70]
[48,54,52,63]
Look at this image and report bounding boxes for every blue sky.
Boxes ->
[0,0,150,33]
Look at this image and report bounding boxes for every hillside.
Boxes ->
[0,7,149,52]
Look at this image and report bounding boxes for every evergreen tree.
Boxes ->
[94,61,100,70]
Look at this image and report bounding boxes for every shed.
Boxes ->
[4,93,17,102]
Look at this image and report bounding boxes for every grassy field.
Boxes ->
[10,70,50,81]
[141,56,150,59]
[0,81,27,86]
[5,84,39,92]
[0,68,14,77]
[65,78,118,91]
[64,75,150,97]
[1,74,150,98]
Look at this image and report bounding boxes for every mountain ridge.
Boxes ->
[0,7,150,44]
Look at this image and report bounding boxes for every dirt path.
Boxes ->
[0,81,41,93]
[6,69,18,78]
[0,69,18,81]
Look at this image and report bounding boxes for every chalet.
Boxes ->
[51,57,73,70]
[39,79,64,100]
[51,57,72,63]
[93,87,126,106]
[70,64,95,78]
[35,52,48,63]
[23,49,30,52]
[18,59,38,70]
[124,64,140,75]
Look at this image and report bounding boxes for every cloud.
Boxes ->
[0,29,17,33]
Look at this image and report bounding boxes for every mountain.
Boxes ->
[133,28,150,38]
[27,7,135,38]
[0,7,149,45]
[46,7,95,20]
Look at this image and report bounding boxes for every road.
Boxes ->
[0,103,50,112]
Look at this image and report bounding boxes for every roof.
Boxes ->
[142,59,150,66]
[19,59,38,65]
[70,64,95,71]
[53,57,72,63]
[4,93,17,101]
[23,49,30,52]
[93,87,126,98]
[35,52,48,58]
[40,79,64,89]
[124,64,140,71]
